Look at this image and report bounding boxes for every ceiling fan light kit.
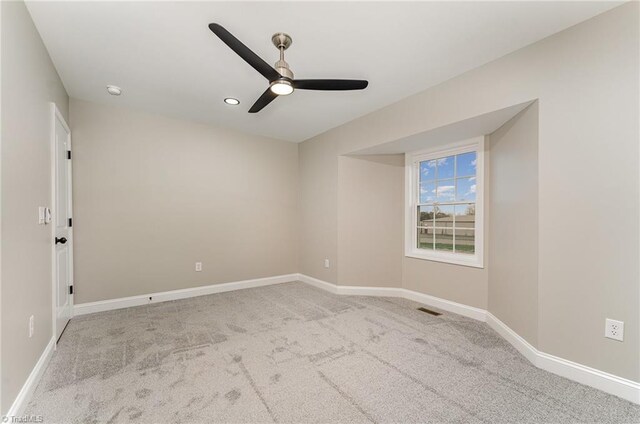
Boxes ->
[208,23,368,113]
[270,80,294,96]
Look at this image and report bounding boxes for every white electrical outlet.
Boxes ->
[195,262,202,272]
[29,315,34,338]
[324,259,330,269]
[605,318,624,341]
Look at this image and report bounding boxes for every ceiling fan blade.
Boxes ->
[293,79,368,91]
[249,88,278,113]
[208,23,281,82]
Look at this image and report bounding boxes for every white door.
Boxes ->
[52,105,73,341]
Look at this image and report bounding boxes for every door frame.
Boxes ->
[50,102,73,344]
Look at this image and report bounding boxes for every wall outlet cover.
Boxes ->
[605,318,624,341]
[195,262,203,272]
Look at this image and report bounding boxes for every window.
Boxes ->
[405,137,484,268]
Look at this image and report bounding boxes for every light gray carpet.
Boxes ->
[27,281,639,423]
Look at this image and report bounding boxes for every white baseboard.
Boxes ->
[5,337,55,417]
[298,274,341,295]
[338,285,402,297]
[538,351,640,405]
[486,312,538,364]
[299,274,639,405]
[399,288,487,321]
[297,274,486,321]
[486,312,640,404]
[74,274,298,315]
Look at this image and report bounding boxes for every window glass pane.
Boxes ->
[419,181,436,203]
[455,229,475,254]
[435,229,454,251]
[411,147,481,261]
[417,228,434,250]
[456,177,476,202]
[434,205,454,228]
[454,204,476,229]
[436,179,455,202]
[456,152,477,177]
[418,205,435,227]
[420,160,436,182]
[437,156,455,179]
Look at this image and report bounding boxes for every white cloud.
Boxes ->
[438,185,455,200]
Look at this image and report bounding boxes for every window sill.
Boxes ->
[405,250,484,269]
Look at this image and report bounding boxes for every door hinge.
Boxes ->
[68,217,72,227]
[69,285,73,295]
[67,150,71,160]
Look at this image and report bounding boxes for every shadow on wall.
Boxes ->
[488,102,539,347]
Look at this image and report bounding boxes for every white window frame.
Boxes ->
[405,136,484,268]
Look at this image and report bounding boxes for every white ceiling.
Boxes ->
[26,1,621,142]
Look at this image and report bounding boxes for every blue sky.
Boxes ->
[419,152,476,204]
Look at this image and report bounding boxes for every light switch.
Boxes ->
[38,207,46,225]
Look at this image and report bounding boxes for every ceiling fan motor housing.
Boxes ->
[274,60,293,79]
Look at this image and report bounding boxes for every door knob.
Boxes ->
[55,237,67,245]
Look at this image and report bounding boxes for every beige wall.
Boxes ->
[70,99,298,303]
[488,103,539,346]
[403,140,490,309]
[337,155,404,287]
[298,3,638,381]
[298,137,339,283]
[1,0,69,412]
[403,259,488,310]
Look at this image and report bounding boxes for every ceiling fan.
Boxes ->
[208,24,369,113]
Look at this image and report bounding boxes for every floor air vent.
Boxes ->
[417,307,442,316]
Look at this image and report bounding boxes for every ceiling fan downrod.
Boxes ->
[272,33,293,80]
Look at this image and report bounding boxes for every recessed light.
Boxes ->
[224,97,240,105]
[106,85,122,96]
